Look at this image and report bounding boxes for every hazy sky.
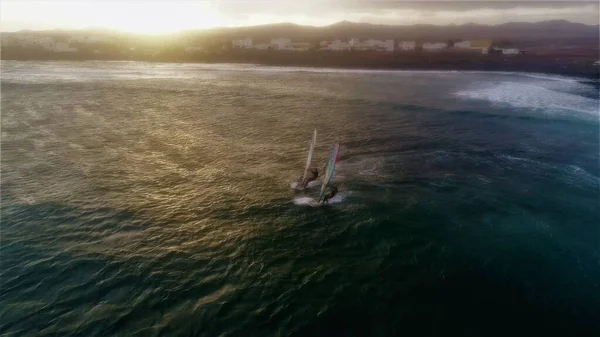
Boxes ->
[1,1,598,33]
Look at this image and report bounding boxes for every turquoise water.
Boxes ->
[1,61,599,336]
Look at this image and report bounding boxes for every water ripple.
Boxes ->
[2,61,599,336]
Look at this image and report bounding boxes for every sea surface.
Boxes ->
[1,61,599,336]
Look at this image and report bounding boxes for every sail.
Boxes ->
[302,130,317,181]
[318,143,341,201]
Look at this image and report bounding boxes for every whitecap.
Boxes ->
[293,193,345,206]
[456,81,598,116]
[293,196,318,206]
[290,180,321,190]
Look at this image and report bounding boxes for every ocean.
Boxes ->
[1,61,599,336]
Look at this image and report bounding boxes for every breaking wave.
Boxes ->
[455,80,598,116]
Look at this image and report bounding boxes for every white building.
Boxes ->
[67,35,111,44]
[337,38,380,51]
[453,40,491,53]
[53,42,77,52]
[232,38,252,48]
[319,40,334,50]
[382,40,394,52]
[38,38,55,51]
[362,39,379,48]
[252,43,270,50]
[359,39,394,51]
[289,42,311,51]
[397,41,416,51]
[322,38,399,51]
[422,42,448,50]
[320,40,351,51]
[455,40,492,54]
[453,40,471,48]
[270,38,292,50]
[348,38,360,47]
[502,48,520,55]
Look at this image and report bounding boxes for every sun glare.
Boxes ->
[98,2,225,34]
[1,0,598,32]
[1,1,225,34]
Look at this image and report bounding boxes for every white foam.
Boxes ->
[564,164,600,187]
[293,197,318,206]
[498,155,599,188]
[290,180,321,190]
[327,194,345,204]
[456,81,598,116]
[337,156,391,182]
[519,73,580,83]
[293,194,345,206]
[307,180,321,188]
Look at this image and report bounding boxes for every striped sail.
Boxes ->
[318,143,340,201]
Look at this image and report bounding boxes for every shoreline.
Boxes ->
[2,50,599,80]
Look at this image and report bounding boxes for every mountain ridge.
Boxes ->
[4,20,598,47]
[7,19,598,34]
[200,19,599,46]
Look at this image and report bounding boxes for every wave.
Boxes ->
[197,66,593,83]
[387,149,600,190]
[497,154,600,188]
[519,73,580,83]
[456,81,598,116]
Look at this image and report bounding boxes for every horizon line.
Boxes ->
[1,18,597,35]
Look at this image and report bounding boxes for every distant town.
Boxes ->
[2,33,523,55]
[233,37,524,54]
[1,20,598,78]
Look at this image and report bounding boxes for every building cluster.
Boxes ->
[1,34,112,52]
[319,38,395,51]
[232,38,314,51]
[1,32,522,56]
[232,38,522,54]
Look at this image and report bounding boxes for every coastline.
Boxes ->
[2,49,599,80]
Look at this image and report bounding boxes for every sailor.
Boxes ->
[321,184,338,204]
[300,168,319,189]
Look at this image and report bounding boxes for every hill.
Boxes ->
[5,20,598,48]
[187,20,599,47]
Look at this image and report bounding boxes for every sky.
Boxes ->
[0,0,598,34]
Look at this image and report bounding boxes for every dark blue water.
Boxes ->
[1,62,599,336]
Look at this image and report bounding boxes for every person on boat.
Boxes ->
[321,184,338,204]
[300,168,319,189]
